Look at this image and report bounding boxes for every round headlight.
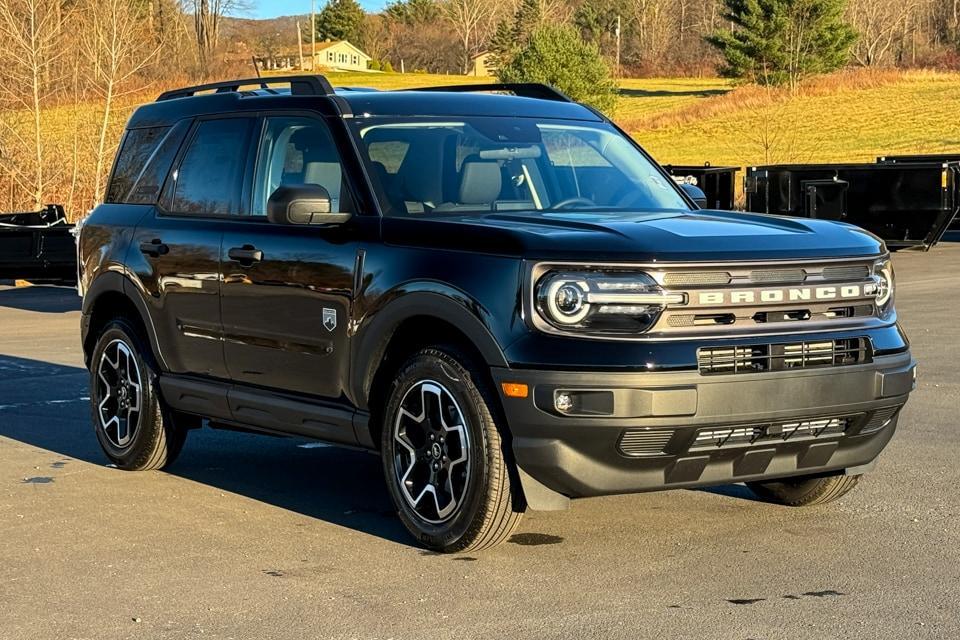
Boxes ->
[541,277,590,324]
[874,259,894,309]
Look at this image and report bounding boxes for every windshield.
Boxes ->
[349,117,690,217]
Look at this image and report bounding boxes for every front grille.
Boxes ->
[822,265,871,281]
[663,271,731,287]
[749,268,806,283]
[691,415,853,451]
[618,429,673,457]
[697,338,870,375]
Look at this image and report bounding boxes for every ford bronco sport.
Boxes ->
[78,76,916,552]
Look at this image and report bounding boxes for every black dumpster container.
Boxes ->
[745,162,959,250]
[663,164,739,211]
[878,155,960,230]
[0,204,76,283]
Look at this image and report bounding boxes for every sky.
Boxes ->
[250,0,387,18]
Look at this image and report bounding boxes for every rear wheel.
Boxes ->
[381,347,524,552]
[89,318,186,471]
[747,473,861,506]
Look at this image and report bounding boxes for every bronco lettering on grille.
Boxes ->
[693,283,877,307]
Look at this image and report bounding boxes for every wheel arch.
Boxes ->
[353,290,510,445]
[82,271,164,370]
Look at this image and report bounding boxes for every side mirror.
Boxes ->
[266,184,350,225]
[679,183,708,209]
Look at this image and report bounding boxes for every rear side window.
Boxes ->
[125,120,190,205]
[169,118,254,216]
[106,126,170,203]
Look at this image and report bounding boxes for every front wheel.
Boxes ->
[381,347,524,552]
[747,473,861,506]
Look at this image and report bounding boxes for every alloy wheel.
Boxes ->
[96,339,143,449]
[392,380,471,524]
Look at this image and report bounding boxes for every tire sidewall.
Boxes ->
[381,349,495,550]
[89,319,163,468]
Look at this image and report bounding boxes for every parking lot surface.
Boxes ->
[1,243,958,640]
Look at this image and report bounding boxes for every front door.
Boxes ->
[131,116,257,378]
[220,115,377,399]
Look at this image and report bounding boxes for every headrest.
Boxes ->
[459,160,502,205]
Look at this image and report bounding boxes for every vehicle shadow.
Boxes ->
[0,353,411,546]
[693,483,763,502]
[0,285,81,313]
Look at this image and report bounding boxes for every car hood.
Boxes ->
[381,209,885,262]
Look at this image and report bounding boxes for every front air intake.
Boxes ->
[697,338,871,375]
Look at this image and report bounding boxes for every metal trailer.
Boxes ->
[663,164,739,211]
[744,162,959,250]
[0,204,77,283]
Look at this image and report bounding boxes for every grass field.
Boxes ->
[322,69,959,169]
[7,69,959,215]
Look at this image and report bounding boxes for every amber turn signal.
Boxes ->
[501,382,529,398]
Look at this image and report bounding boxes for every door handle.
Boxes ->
[227,245,263,266]
[139,238,169,257]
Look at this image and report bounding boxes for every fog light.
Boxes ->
[555,392,574,413]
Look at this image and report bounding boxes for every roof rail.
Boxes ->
[156,75,335,102]
[406,83,572,103]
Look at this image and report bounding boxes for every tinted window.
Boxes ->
[171,118,253,215]
[252,116,351,215]
[126,120,190,205]
[106,126,169,203]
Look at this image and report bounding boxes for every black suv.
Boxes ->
[78,76,916,552]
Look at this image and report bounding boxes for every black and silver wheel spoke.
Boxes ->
[393,380,470,524]
[96,339,143,449]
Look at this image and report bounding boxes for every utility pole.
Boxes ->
[615,15,621,79]
[310,0,316,71]
[297,21,304,70]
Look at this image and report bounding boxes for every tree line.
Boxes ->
[324,0,960,77]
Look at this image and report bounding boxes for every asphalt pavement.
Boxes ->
[0,243,958,640]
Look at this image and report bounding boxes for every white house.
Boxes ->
[312,40,371,72]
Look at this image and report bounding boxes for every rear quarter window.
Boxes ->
[105,126,170,203]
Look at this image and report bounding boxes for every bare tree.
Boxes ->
[443,0,507,74]
[183,0,250,73]
[848,0,920,65]
[0,0,63,209]
[81,0,161,205]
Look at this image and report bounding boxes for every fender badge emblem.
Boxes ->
[322,308,337,332]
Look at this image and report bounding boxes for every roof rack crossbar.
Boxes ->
[406,83,572,102]
[156,75,335,102]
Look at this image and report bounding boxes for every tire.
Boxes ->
[381,346,524,552]
[746,473,861,507]
[89,317,186,471]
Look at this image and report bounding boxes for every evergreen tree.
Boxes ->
[708,0,856,88]
[316,0,366,46]
[488,0,546,73]
[497,24,618,113]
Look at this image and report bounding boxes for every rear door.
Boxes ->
[219,114,378,400]
[129,116,257,378]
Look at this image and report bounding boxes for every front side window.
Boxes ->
[251,116,350,216]
[170,118,253,215]
[350,117,689,217]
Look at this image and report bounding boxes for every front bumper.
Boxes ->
[492,350,915,506]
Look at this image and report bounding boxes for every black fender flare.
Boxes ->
[81,270,167,370]
[349,288,509,409]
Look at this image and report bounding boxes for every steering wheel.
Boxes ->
[551,196,596,210]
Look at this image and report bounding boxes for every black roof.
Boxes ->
[126,77,603,129]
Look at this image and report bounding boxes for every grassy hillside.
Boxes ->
[628,70,960,168]
[7,69,958,216]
